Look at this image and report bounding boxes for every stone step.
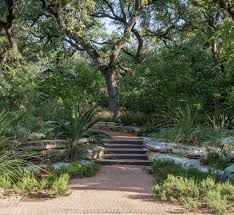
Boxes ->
[103,140,143,145]
[96,159,152,165]
[104,143,143,149]
[103,154,148,160]
[105,148,147,154]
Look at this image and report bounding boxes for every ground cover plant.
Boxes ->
[151,160,234,214]
[0,161,98,198]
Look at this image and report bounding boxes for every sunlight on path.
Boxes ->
[0,165,212,215]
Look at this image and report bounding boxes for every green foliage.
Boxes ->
[0,176,12,189]
[204,191,228,215]
[150,160,217,183]
[0,110,26,182]
[0,160,98,198]
[54,101,100,159]
[120,111,147,126]
[49,174,70,197]
[202,151,230,170]
[152,128,231,146]
[13,172,47,196]
[54,161,98,178]
[152,160,234,214]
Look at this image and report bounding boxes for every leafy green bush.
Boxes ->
[152,161,234,214]
[151,160,217,183]
[49,174,70,197]
[154,175,199,202]
[204,191,228,215]
[202,151,230,170]
[54,161,98,178]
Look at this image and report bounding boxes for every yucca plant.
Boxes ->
[56,101,101,160]
[0,110,25,183]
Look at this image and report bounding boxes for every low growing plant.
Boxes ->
[13,172,48,196]
[54,161,98,178]
[202,151,230,170]
[152,160,234,214]
[49,174,70,197]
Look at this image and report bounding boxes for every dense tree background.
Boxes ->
[0,0,233,129]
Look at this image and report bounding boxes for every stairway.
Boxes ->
[96,138,152,165]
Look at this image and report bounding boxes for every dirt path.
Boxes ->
[0,165,211,215]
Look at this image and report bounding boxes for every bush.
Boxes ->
[0,176,12,189]
[120,111,147,126]
[202,151,230,170]
[152,161,234,214]
[150,160,217,183]
[152,128,230,146]
[55,161,98,178]
[204,191,228,215]
[49,174,70,197]
[13,172,47,196]
[154,175,199,202]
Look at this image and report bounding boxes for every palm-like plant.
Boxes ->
[58,102,100,160]
[0,110,25,182]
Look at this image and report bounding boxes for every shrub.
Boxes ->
[13,172,47,196]
[154,175,199,202]
[152,160,234,214]
[152,128,230,146]
[120,111,147,126]
[55,161,98,178]
[202,151,230,170]
[183,197,199,211]
[204,191,228,215]
[49,174,70,197]
[0,176,12,189]
[151,160,217,183]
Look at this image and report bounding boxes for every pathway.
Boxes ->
[0,131,210,215]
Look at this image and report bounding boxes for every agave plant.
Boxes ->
[56,101,102,160]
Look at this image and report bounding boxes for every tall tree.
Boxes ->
[0,0,19,64]
[36,0,150,121]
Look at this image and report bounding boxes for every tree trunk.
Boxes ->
[104,68,120,121]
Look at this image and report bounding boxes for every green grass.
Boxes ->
[152,160,234,214]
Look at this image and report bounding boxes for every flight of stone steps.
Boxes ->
[96,138,152,165]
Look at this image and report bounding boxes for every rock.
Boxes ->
[93,121,143,134]
[21,139,67,151]
[223,137,234,147]
[51,162,71,170]
[28,132,46,140]
[143,138,174,153]
[78,138,92,144]
[47,149,68,162]
[79,145,105,160]
[154,154,223,175]
[143,137,207,159]
[93,146,105,159]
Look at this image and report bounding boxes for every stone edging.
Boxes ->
[93,122,143,134]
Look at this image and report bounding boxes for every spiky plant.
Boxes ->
[57,101,103,160]
[0,110,24,182]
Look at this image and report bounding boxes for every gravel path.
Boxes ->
[0,165,211,215]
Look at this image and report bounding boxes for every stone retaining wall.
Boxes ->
[93,122,143,134]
